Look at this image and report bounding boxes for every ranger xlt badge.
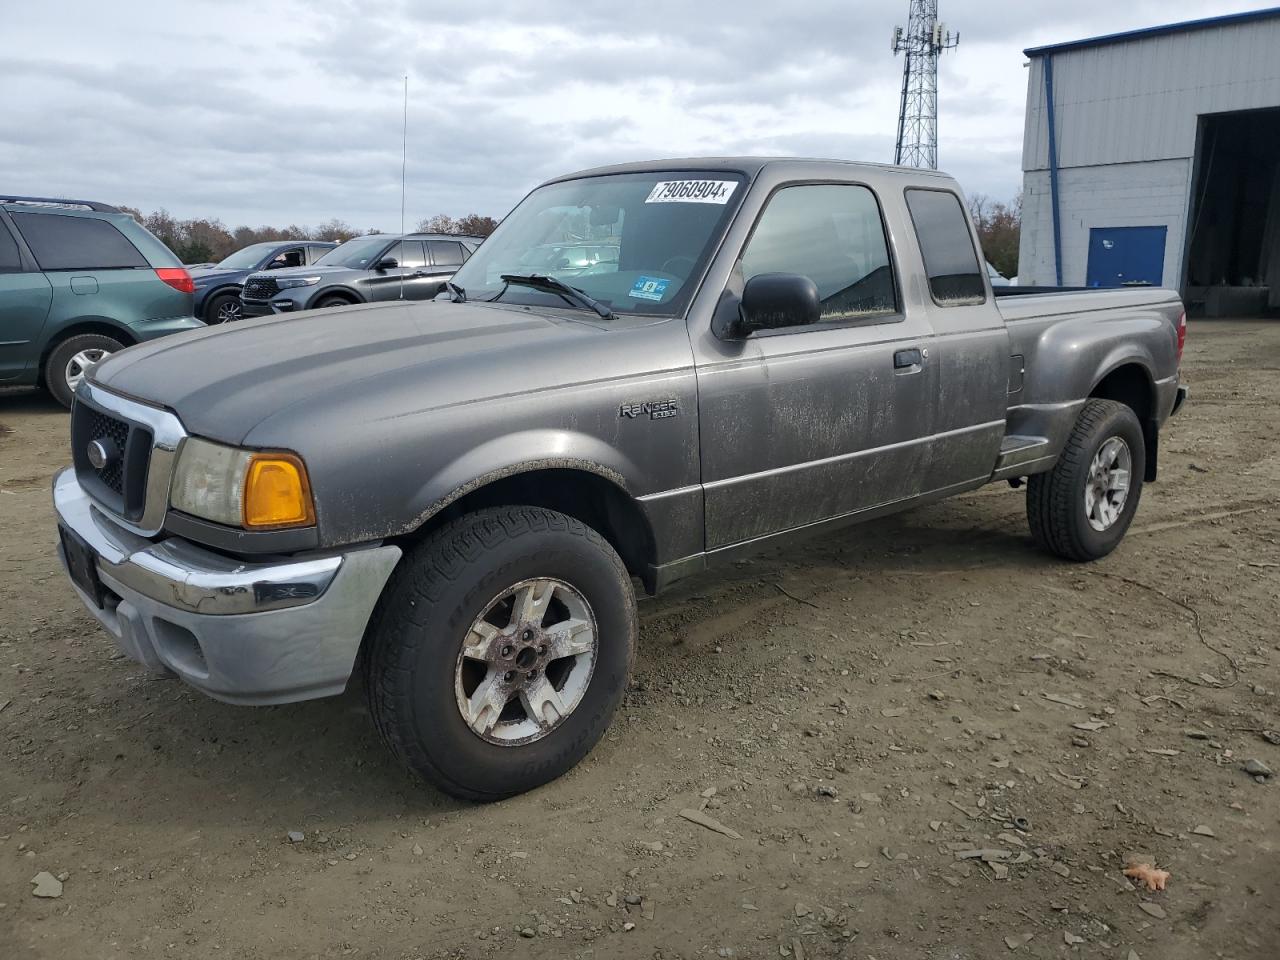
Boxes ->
[619,399,679,420]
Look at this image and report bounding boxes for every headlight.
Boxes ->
[275,276,321,290]
[170,438,315,529]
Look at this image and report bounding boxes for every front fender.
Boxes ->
[403,428,641,531]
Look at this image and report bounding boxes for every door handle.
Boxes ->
[894,348,923,369]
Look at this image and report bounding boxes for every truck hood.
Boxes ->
[88,299,625,445]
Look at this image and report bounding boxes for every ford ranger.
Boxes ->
[52,158,1188,800]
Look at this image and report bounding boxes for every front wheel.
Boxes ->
[313,294,355,309]
[364,506,637,801]
[1027,398,1146,561]
[204,291,243,324]
[45,333,125,408]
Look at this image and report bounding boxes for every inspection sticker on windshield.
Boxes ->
[645,180,738,205]
[630,276,670,301]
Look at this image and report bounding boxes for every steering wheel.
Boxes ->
[659,255,696,276]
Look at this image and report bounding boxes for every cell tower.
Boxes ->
[892,1,959,169]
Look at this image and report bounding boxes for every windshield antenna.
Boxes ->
[399,73,408,302]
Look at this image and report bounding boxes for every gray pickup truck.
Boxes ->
[53,158,1187,800]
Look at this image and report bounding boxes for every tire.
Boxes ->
[204,291,243,324]
[1027,398,1146,561]
[44,333,125,408]
[364,506,637,801]
[313,294,355,309]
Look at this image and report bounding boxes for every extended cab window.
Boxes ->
[12,213,149,271]
[904,189,985,305]
[741,184,897,324]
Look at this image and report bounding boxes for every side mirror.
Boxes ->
[736,273,820,336]
[375,257,399,271]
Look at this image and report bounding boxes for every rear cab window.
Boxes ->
[904,189,986,305]
[739,182,899,326]
[12,213,149,271]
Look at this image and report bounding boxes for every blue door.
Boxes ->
[1086,226,1167,287]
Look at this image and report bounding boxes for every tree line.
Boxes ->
[967,193,1021,280]
[116,207,500,265]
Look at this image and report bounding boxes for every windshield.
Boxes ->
[449,171,746,315]
[315,236,393,269]
[216,243,278,270]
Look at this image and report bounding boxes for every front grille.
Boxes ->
[83,410,128,494]
[71,399,153,521]
[242,277,279,300]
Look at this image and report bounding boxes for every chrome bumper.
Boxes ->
[52,467,401,705]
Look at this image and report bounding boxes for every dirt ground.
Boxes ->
[2,320,1278,960]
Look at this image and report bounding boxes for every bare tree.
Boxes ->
[967,192,1021,279]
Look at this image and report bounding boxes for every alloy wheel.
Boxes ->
[454,578,598,746]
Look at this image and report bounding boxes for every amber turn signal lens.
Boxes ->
[242,453,315,529]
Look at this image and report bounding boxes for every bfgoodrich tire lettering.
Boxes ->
[363,506,637,801]
[1026,398,1146,561]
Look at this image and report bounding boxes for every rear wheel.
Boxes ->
[204,291,243,324]
[45,333,124,408]
[1027,398,1145,561]
[364,506,637,801]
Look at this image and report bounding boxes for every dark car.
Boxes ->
[239,233,482,316]
[0,195,201,407]
[191,241,335,324]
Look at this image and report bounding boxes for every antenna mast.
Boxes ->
[892,1,958,169]
[399,74,408,301]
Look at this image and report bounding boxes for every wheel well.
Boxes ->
[38,322,136,385]
[1089,363,1158,481]
[201,286,241,319]
[401,469,658,593]
[308,288,360,307]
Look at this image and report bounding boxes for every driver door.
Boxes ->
[365,240,427,301]
[692,182,937,550]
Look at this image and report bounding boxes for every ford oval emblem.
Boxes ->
[87,439,116,470]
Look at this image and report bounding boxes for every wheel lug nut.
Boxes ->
[501,645,513,657]
[522,629,533,641]
[504,671,515,683]
[538,644,547,656]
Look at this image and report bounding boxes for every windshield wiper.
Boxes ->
[442,280,467,303]
[499,274,616,320]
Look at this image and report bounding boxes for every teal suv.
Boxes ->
[0,196,203,407]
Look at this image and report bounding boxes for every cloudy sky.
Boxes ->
[4,0,1273,231]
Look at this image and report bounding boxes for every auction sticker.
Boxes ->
[645,180,737,204]
[630,276,670,301]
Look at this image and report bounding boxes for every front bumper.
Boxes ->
[240,294,303,318]
[52,467,401,705]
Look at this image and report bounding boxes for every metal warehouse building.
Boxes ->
[1018,8,1280,315]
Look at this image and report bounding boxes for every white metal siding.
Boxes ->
[1018,159,1193,287]
[1024,18,1280,172]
